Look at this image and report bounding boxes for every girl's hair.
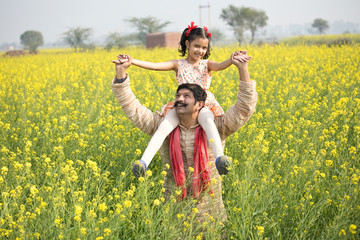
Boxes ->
[178,27,211,59]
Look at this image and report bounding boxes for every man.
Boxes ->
[111,51,257,225]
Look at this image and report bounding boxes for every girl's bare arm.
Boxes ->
[207,58,233,72]
[131,58,178,71]
[208,51,251,72]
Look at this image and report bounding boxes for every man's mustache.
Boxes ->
[174,101,188,107]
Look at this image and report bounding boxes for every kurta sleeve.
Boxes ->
[111,76,162,136]
[215,79,258,140]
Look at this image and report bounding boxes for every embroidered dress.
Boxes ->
[161,59,224,116]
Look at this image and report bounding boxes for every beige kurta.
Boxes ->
[112,75,257,224]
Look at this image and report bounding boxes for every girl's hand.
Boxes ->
[232,50,252,68]
[112,54,132,78]
[112,54,131,65]
[233,50,252,62]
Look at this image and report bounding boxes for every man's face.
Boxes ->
[174,88,203,116]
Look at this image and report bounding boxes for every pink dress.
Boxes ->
[161,59,224,116]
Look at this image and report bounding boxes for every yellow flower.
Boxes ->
[99,203,107,212]
[338,229,346,236]
[146,169,152,177]
[30,185,39,196]
[189,167,194,172]
[135,149,142,155]
[1,166,8,175]
[192,208,198,213]
[81,228,87,235]
[54,218,61,226]
[138,177,145,182]
[123,200,132,208]
[349,224,357,234]
[256,226,264,235]
[325,160,333,167]
[153,199,160,206]
[104,228,111,236]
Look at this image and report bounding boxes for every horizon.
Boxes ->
[1,0,360,47]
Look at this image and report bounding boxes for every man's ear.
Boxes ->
[196,101,205,111]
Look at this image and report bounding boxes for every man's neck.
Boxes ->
[179,114,199,129]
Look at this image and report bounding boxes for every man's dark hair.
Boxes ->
[176,84,207,103]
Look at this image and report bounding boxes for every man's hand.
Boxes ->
[112,54,132,79]
[232,50,252,82]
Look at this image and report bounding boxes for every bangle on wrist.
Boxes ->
[115,74,127,83]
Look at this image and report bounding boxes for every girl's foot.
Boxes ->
[132,160,147,178]
[215,156,232,175]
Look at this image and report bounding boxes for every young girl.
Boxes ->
[127,22,251,176]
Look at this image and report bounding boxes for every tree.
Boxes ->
[241,7,268,43]
[220,5,268,45]
[105,33,127,51]
[312,18,329,34]
[63,27,93,52]
[20,30,43,53]
[209,28,225,45]
[126,16,171,44]
[220,5,245,45]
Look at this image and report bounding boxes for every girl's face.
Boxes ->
[185,37,209,61]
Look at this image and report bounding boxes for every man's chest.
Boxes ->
[179,127,196,170]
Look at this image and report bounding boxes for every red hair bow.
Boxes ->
[186,22,198,36]
[204,26,211,38]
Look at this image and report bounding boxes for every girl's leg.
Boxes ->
[197,108,224,159]
[198,108,231,175]
[140,108,179,168]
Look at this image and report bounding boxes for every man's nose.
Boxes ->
[176,95,184,101]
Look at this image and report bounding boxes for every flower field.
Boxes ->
[0,44,359,239]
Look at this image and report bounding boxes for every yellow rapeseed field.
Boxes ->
[0,44,359,239]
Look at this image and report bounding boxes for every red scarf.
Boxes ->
[169,125,213,199]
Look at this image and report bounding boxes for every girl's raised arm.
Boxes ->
[208,50,251,72]
[131,58,178,71]
[207,58,233,72]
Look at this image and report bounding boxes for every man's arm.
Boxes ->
[112,54,162,135]
[215,52,258,140]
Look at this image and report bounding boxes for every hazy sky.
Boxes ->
[1,0,360,44]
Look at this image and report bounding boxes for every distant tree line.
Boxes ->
[16,5,338,53]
